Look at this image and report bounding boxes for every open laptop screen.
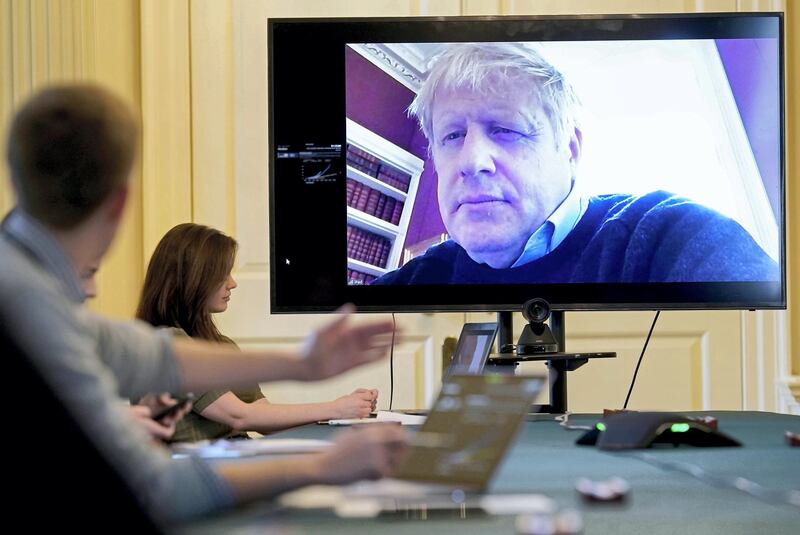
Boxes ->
[396,374,544,490]
[446,322,500,377]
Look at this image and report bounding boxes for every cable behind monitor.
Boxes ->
[623,311,661,409]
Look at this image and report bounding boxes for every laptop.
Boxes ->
[445,322,500,377]
[339,374,546,513]
[325,323,502,424]
[395,322,500,417]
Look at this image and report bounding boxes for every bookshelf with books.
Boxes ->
[345,118,424,283]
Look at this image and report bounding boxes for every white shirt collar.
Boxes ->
[511,185,587,268]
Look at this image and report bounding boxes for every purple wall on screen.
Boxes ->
[716,38,781,223]
[345,47,446,258]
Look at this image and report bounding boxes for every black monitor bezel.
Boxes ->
[267,12,786,313]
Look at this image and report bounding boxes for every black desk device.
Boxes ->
[576,412,741,450]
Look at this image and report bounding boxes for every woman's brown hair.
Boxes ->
[136,223,237,343]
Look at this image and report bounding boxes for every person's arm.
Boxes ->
[173,305,396,392]
[1,271,236,521]
[199,389,378,433]
[214,425,408,502]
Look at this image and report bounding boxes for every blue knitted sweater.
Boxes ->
[374,191,779,284]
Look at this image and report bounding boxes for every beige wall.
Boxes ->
[1,0,797,410]
[1,0,143,319]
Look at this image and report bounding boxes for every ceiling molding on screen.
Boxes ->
[349,43,441,92]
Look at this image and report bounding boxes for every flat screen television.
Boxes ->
[268,13,785,313]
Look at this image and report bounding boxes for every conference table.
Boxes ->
[182,411,799,534]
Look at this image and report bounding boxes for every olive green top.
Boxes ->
[168,328,265,443]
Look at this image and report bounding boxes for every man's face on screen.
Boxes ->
[431,82,576,269]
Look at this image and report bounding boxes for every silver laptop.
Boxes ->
[342,374,545,511]
[445,322,500,377]
[397,323,500,417]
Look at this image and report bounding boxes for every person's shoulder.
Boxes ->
[168,326,189,338]
[590,191,712,224]
[632,191,731,225]
[0,234,66,301]
[0,234,33,283]
[598,190,769,257]
[420,239,461,258]
[589,190,678,211]
[373,240,460,285]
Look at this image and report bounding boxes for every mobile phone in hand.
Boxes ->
[152,393,195,422]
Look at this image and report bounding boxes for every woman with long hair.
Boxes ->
[137,223,378,442]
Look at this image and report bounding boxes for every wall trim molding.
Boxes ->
[139,0,192,262]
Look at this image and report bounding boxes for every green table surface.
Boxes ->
[181,411,799,534]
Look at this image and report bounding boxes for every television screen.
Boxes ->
[268,13,784,312]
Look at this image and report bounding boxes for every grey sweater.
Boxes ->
[0,215,234,522]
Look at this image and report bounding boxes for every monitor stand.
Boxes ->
[486,311,616,414]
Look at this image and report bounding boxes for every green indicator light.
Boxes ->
[596,423,607,432]
[671,423,691,433]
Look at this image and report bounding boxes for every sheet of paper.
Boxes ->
[327,410,426,426]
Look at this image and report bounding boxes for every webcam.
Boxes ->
[522,298,551,325]
[517,298,559,355]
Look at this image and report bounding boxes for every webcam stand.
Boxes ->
[488,309,615,414]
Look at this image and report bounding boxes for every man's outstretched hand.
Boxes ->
[299,304,397,381]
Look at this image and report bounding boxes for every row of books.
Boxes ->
[347,225,391,268]
[346,179,404,225]
[347,270,377,286]
[346,144,412,193]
